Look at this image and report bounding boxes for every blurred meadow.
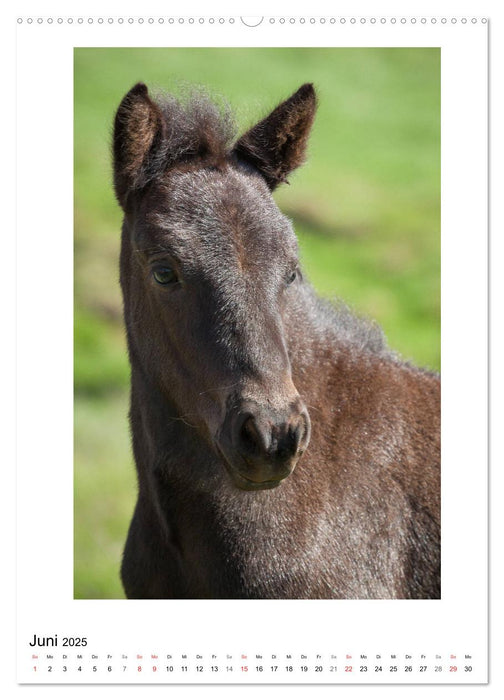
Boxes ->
[74,48,440,598]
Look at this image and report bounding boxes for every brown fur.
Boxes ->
[113,82,440,599]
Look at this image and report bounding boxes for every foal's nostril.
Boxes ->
[281,411,310,458]
[276,429,296,459]
[240,415,269,456]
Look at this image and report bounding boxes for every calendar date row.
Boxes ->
[32,663,473,674]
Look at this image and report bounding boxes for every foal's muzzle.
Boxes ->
[217,398,311,490]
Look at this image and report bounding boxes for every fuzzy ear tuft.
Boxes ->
[233,83,317,189]
[113,82,166,209]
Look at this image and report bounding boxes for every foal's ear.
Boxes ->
[113,82,166,209]
[234,83,317,190]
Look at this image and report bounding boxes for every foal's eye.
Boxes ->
[286,269,298,285]
[152,266,178,285]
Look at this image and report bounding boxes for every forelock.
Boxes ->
[154,88,237,166]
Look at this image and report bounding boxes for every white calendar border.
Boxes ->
[13,4,489,690]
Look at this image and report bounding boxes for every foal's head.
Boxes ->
[114,83,316,491]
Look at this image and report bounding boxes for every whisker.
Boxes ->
[198,381,241,396]
[166,414,198,429]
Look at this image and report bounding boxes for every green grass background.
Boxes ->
[74,48,440,598]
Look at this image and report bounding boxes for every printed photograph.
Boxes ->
[74,47,440,599]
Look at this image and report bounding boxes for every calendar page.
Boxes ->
[15,8,488,687]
